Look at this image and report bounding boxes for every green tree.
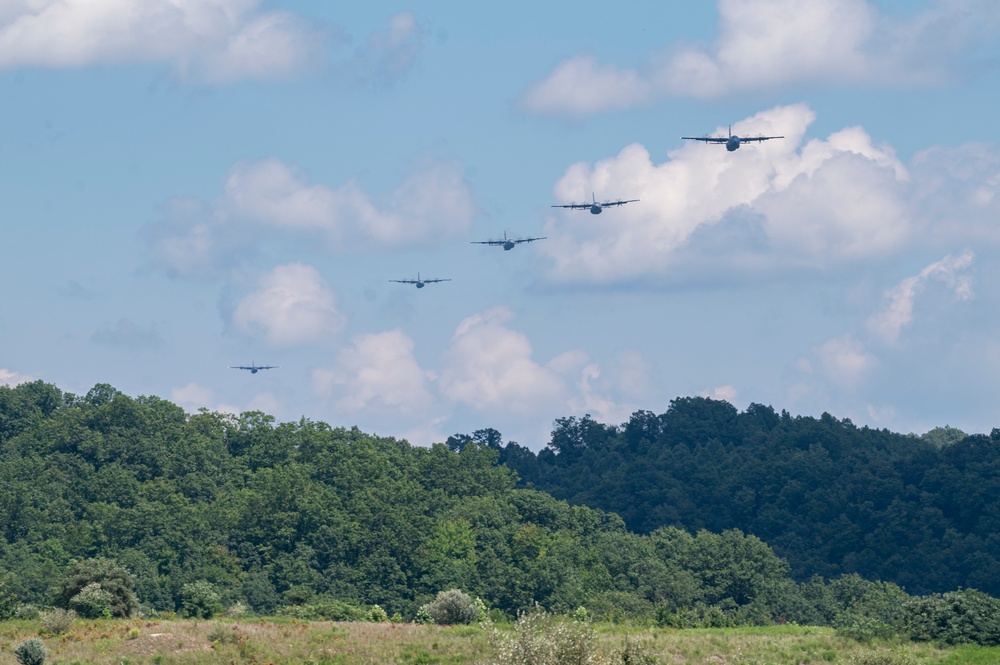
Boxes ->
[59,558,138,618]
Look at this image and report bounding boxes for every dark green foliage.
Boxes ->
[497,397,1000,597]
[59,558,138,618]
[13,638,46,665]
[1,381,997,629]
[902,589,1000,646]
[423,589,479,625]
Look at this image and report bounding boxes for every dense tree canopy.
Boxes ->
[0,382,811,622]
[494,397,1000,596]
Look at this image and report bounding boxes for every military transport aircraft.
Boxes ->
[681,125,784,151]
[552,193,638,215]
[231,363,277,374]
[471,231,546,251]
[390,273,451,288]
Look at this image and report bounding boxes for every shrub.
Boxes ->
[366,604,389,623]
[39,608,77,635]
[181,581,223,619]
[850,649,920,665]
[14,638,47,665]
[59,558,138,618]
[414,605,433,624]
[14,605,40,620]
[903,588,1000,646]
[423,589,479,625]
[275,599,366,621]
[68,582,114,619]
[485,610,653,665]
[226,601,249,618]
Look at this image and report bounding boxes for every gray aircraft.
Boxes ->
[681,125,784,151]
[231,363,277,374]
[390,273,451,288]
[552,192,638,215]
[471,231,546,251]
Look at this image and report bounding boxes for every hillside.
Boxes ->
[0,381,840,624]
[489,397,1000,596]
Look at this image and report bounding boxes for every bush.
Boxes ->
[367,604,389,623]
[68,582,114,619]
[39,608,77,635]
[485,610,654,665]
[850,649,920,665]
[423,589,479,625]
[903,588,1000,646]
[275,599,366,621]
[14,638,47,665]
[59,558,138,618]
[181,581,223,619]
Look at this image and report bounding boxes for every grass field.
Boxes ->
[1,618,998,665]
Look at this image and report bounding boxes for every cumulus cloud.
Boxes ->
[542,103,914,285]
[520,0,1000,114]
[0,368,35,387]
[313,329,435,414]
[146,158,475,277]
[170,382,240,415]
[232,263,345,347]
[0,0,324,82]
[0,3,426,85]
[91,319,164,350]
[700,385,738,402]
[817,334,875,390]
[867,251,975,344]
[439,307,567,416]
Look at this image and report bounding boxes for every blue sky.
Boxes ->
[3,0,1000,448]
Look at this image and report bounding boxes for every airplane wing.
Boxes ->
[231,366,251,370]
[390,279,418,284]
[551,203,590,209]
[681,137,728,143]
[740,135,784,143]
[256,366,278,370]
[515,236,547,244]
[422,278,451,283]
[600,199,638,207]
[470,240,503,245]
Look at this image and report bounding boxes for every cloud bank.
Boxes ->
[541,103,999,288]
[520,0,1000,114]
[0,3,422,84]
[145,157,475,278]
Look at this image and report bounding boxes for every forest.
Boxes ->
[485,397,1000,597]
[1,381,999,645]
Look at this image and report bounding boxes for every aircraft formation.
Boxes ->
[233,125,782,373]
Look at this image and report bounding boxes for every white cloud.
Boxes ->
[439,307,566,416]
[817,334,874,390]
[170,382,240,415]
[520,0,1000,114]
[313,329,434,415]
[232,263,345,347]
[146,158,475,277]
[345,11,423,86]
[867,251,975,344]
[542,103,912,285]
[0,368,35,387]
[700,385,738,402]
[0,0,324,82]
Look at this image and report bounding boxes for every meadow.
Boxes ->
[2,619,999,665]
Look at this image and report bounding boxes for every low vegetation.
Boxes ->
[0,617,998,665]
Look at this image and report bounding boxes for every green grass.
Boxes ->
[0,618,998,664]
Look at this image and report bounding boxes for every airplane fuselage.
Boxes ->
[726,136,741,151]
[415,281,425,288]
[590,204,603,214]
[250,368,259,373]
[503,241,515,250]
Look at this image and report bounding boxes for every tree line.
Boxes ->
[1,381,999,642]
[478,397,1000,597]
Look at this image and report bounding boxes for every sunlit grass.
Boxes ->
[0,618,997,664]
